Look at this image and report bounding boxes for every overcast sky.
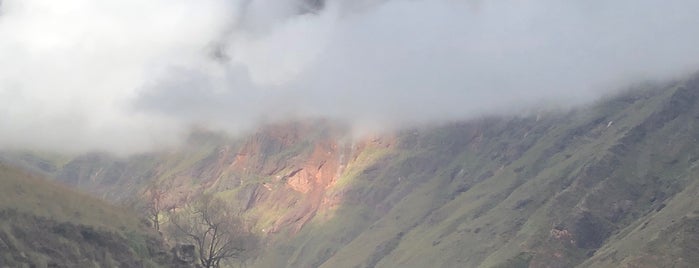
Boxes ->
[2,0,699,154]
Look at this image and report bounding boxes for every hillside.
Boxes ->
[0,163,179,267]
[4,74,699,267]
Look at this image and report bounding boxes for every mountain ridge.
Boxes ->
[4,74,699,267]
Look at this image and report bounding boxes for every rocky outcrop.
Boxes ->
[172,244,196,265]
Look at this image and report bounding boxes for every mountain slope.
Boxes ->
[0,163,176,267]
[5,75,699,267]
[315,78,699,268]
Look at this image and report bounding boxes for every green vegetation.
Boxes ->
[0,164,140,229]
[0,164,171,267]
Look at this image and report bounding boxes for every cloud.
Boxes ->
[2,0,699,154]
[286,0,699,125]
[0,0,234,154]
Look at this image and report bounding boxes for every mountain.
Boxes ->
[0,163,184,267]
[4,74,699,267]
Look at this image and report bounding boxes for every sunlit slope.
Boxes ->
[0,164,169,267]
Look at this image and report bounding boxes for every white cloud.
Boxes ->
[3,0,699,154]
[0,0,234,154]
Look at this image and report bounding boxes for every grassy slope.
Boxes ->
[277,78,699,267]
[0,163,169,267]
[0,163,144,230]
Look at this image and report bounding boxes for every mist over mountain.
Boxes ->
[2,0,699,154]
[5,1,699,267]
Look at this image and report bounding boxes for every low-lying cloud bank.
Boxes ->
[2,0,699,154]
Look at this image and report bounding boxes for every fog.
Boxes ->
[2,0,699,154]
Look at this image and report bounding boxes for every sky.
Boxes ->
[1,0,699,154]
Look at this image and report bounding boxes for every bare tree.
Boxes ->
[145,180,171,231]
[169,195,259,268]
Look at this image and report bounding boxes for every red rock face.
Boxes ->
[204,122,398,234]
[273,139,345,232]
[87,120,393,237]
[286,141,341,194]
[166,121,362,234]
